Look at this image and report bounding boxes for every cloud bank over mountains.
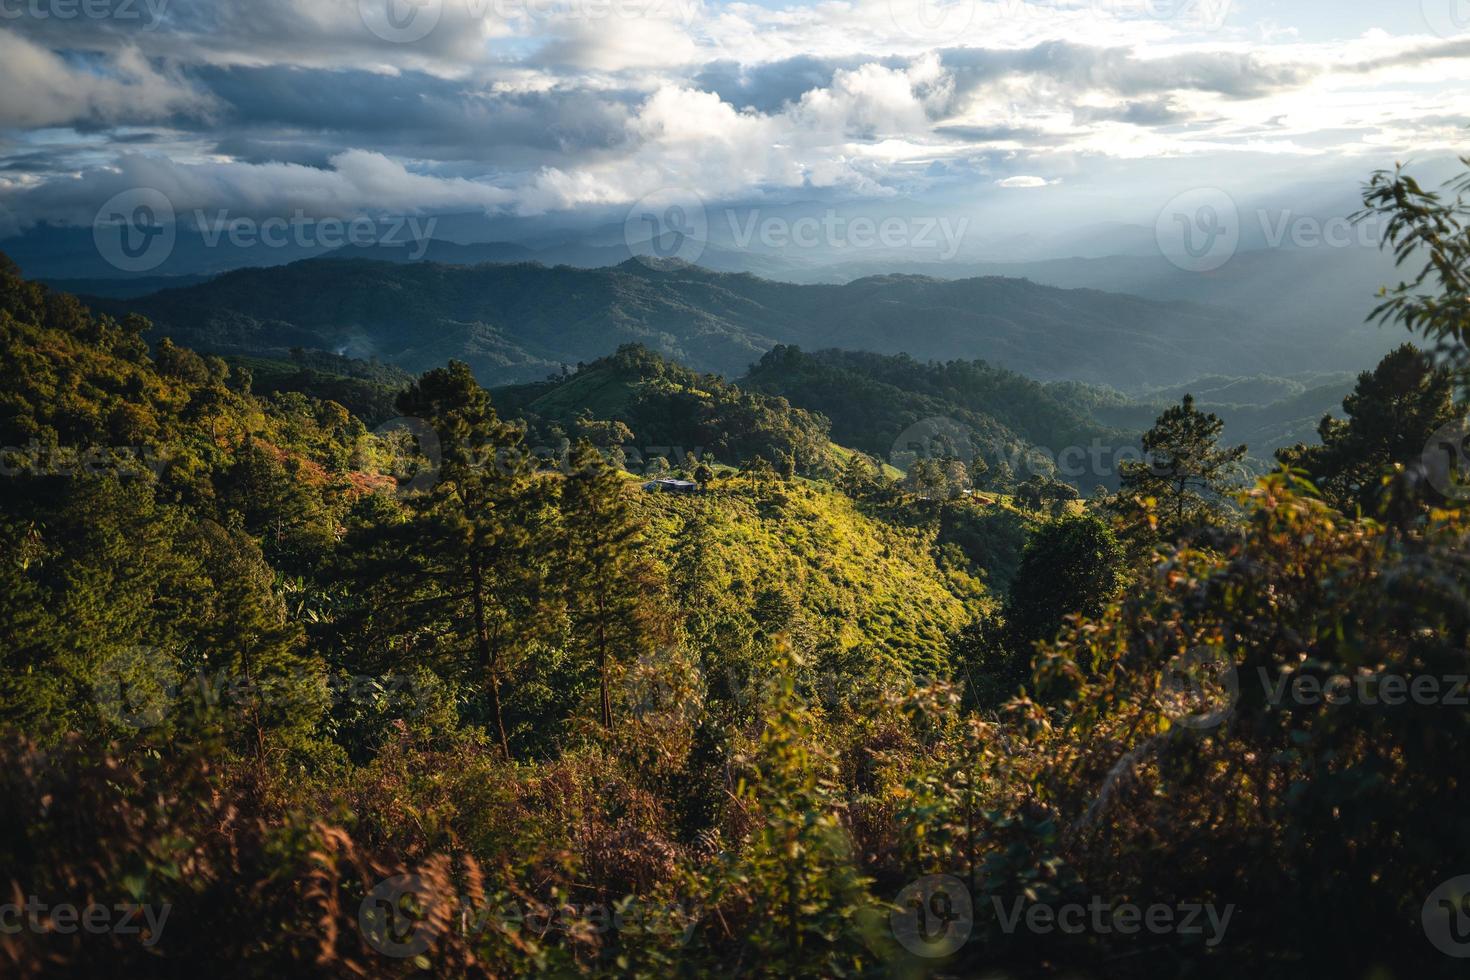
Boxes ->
[0,0,1466,238]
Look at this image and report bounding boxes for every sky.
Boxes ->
[0,0,1466,253]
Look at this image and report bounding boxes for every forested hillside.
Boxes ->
[743,345,1126,476]
[2,158,1470,980]
[492,344,838,475]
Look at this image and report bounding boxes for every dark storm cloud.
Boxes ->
[112,131,167,143]
[210,136,339,168]
[177,65,636,167]
[0,149,81,173]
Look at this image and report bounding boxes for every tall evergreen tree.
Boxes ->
[1118,395,1247,537]
[345,362,555,757]
[562,440,650,729]
[1277,343,1460,513]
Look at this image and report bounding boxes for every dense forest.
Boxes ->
[1,159,1469,980]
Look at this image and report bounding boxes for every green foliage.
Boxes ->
[1006,512,1127,649]
[745,345,1124,479]
[634,476,984,681]
[6,180,1470,980]
[1117,394,1248,538]
[229,349,412,426]
[1278,343,1461,514]
[0,260,366,760]
[709,658,877,976]
[1358,154,1470,361]
[497,344,837,475]
[563,440,655,729]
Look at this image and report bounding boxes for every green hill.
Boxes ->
[631,475,988,680]
[493,344,837,473]
[225,349,414,427]
[743,345,1128,474]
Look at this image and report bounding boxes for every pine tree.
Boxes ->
[347,362,553,757]
[1118,395,1247,537]
[562,440,649,730]
[1277,344,1460,513]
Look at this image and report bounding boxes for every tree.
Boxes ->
[347,362,552,757]
[836,453,878,498]
[1118,395,1247,537]
[904,458,945,498]
[990,459,1016,493]
[571,415,633,472]
[941,458,971,497]
[1006,513,1127,648]
[562,440,650,729]
[1016,475,1046,512]
[742,454,777,488]
[1356,155,1469,363]
[967,455,990,492]
[1278,344,1460,514]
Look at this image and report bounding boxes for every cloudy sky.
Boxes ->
[0,0,1466,246]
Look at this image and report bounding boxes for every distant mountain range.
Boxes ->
[84,256,1357,390]
[12,203,1408,389]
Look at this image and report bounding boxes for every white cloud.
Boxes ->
[1,150,515,227]
[0,33,214,128]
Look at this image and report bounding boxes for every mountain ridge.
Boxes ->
[92,255,1289,390]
